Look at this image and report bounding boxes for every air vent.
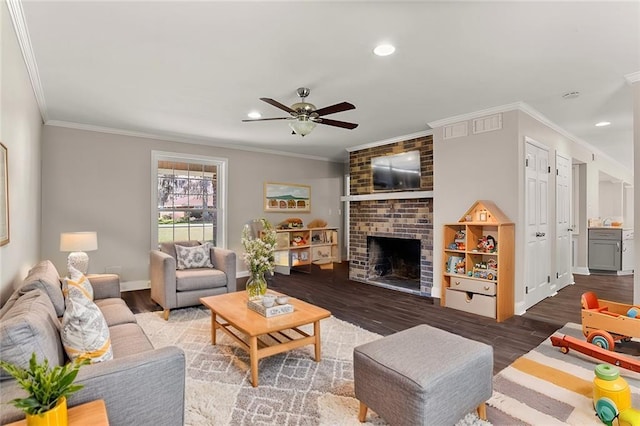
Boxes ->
[473,113,502,134]
[443,121,468,140]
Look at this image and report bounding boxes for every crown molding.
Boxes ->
[426,102,522,129]
[45,120,336,162]
[6,0,48,122]
[427,101,629,173]
[345,130,433,153]
[515,102,626,171]
[625,71,640,84]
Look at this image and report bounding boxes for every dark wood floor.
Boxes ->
[122,263,634,374]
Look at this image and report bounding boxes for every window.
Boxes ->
[152,151,227,248]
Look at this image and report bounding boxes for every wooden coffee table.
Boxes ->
[200,291,331,387]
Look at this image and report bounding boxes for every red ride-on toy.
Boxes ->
[581,292,640,351]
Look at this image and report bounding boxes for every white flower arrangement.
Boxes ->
[241,218,277,276]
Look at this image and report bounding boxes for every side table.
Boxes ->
[5,400,109,426]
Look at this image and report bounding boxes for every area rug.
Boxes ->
[136,307,490,426]
[487,322,640,425]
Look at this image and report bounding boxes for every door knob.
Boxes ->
[536,232,546,237]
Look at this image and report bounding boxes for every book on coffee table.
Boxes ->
[247,299,294,317]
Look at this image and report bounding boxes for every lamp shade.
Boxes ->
[289,119,317,136]
[60,232,98,252]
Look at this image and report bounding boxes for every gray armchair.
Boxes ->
[150,241,237,320]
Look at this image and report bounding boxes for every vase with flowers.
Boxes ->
[242,218,277,300]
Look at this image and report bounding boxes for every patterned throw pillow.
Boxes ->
[62,265,94,301]
[61,294,113,363]
[175,243,214,270]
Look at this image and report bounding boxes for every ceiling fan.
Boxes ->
[242,87,358,136]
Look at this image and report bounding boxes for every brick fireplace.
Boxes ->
[348,135,434,296]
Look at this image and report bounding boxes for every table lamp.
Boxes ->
[60,232,98,274]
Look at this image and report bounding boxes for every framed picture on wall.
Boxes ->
[264,182,311,212]
[0,142,8,246]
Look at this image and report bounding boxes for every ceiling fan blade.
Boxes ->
[260,98,296,115]
[317,118,359,130]
[313,102,355,117]
[242,117,292,122]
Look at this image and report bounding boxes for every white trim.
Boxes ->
[428,102,630,174]
[6,0,48,122]
[625,71,640,84]
[45,120,335,163]
[151,151,228,249]
[427,102,522,129]
[120,280,150,292]
[340,190,433,202]
[345,130,433,153]
[572,266,591,275]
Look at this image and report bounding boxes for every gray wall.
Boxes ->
[41,125,344,285]
[433,108,633,314]
[0,1,44,304]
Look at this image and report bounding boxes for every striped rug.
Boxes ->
[487,322,640,425]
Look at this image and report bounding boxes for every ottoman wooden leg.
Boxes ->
[358,401,368,422]
[477,403,487,420]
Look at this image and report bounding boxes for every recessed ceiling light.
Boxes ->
[595,121,611,127]
[247,111,261,119]
[562,91,580,99]
[373,44,395,56]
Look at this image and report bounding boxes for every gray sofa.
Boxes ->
[150,241,237,320]
[0,260,185,426]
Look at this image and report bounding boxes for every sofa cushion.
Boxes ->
[0,289,65,381]
[61,295,113,363]
[108,323,154,358]
[17,260,65,317]
[159,240,201,260]
[63,266,94,301]
[176,268,227,291]
[95,299,137,327]
[175,243,214,270]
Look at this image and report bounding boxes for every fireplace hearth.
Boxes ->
[367,236,421,293]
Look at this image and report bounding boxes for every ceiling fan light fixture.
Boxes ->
[289,119,317,137]
[247,111,261,119]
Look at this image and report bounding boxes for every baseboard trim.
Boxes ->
[572,267,590,276]
[120,280,150,292]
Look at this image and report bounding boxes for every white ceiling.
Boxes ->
[13,1,640,166]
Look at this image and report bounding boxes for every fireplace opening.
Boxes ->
[367,236,421,292]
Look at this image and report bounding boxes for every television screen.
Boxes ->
[372,150,421,191]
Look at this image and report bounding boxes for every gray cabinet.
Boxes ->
[588,228,621,271]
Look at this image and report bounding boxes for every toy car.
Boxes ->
[581,292,640,351]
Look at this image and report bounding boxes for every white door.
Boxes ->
[555,153,572,290]
[525,139,551,308]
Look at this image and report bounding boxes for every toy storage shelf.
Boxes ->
[441,200,514,322]
[272,227,339,275]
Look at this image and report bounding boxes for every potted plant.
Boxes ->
[0,353,89,426]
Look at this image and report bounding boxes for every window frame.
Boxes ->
[151,150,228,249]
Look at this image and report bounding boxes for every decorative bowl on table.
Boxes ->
[262,294,276,307]
[276,295,289,305]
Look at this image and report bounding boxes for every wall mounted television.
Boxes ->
[371,150,421,192]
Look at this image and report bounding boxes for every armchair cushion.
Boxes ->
[159,240,200,260]
[175,242,214,270]
[175,268,227,291]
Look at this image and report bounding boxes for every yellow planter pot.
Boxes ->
[26,397,68,426]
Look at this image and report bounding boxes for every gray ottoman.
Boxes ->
[353,324,493,425]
